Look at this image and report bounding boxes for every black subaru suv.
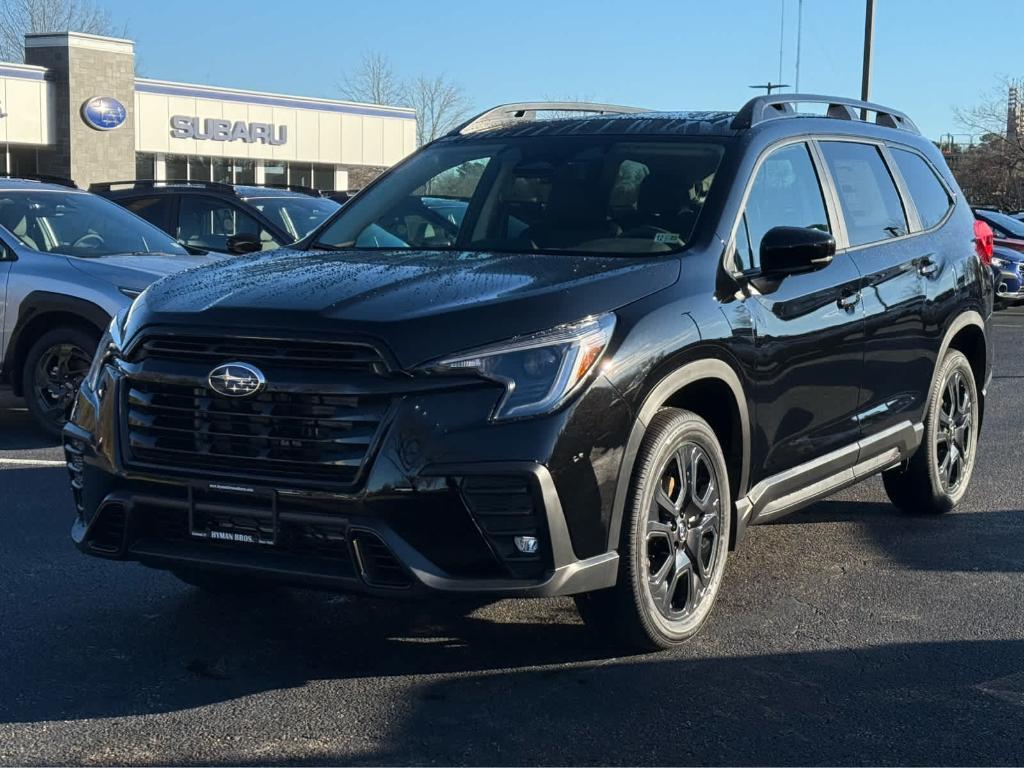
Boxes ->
[66,96,993,649]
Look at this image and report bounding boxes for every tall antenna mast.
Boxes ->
[778,0,786,88]
[795,0,804,92]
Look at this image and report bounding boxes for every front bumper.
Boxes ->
[64,354,629,599]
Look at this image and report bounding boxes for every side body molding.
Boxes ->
[606,358,752,552]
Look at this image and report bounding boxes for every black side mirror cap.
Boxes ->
[758,226,836,277]
[226,233,262,255]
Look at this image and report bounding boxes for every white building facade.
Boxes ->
[0,32,416,190]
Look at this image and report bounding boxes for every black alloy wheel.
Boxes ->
[21,327,98,438]
[575,408,731,650]
[883,349,979,514]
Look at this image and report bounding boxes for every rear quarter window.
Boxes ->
[890,148,953,230]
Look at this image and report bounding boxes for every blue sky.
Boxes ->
[104,0,1021,141]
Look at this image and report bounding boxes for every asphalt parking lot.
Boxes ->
[1,310,1022,766]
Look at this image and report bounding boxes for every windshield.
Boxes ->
[314,136,725,255]
[0,189,189,258]
[246,196,341,240]
[980,210,1024,239]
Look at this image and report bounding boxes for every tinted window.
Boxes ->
[736,142,830,270]
[890,148,952,230]
[0,190,188,257]
[315,138,725,255]
[177,196,279,253]
[819,141,907,247]
[124,196,172,231]
[245,195,341,240]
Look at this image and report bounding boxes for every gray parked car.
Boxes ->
[0,177,221,436]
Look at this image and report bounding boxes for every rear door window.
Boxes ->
[819,141,908,247]
[123,196,174,233]
[889,148,952,230]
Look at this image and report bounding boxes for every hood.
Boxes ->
[127,248,681,367]
[69,251,225,293]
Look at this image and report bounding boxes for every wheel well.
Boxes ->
[946,323,987,413]
[662,378,744,509]
[7,312,103,396]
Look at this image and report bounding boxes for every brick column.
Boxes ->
[24,32,135,188]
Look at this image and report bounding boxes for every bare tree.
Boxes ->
[338,53,472,146]
[0,0,118,62]
[952,77,1024,209]
[406,74,471,146]
[338,52,406,107]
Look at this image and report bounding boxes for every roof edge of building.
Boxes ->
[25,31,134,54]
[135,77,416,118]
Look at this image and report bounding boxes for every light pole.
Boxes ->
[861,0,875,106]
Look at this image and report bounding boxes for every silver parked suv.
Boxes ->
[0,177,220,436]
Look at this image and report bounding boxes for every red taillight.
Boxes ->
[974,219,994,265]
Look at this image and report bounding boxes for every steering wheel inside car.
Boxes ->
[71,232,105,250]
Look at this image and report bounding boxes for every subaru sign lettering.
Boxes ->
[81,96,127,131]
[170,115,288,145]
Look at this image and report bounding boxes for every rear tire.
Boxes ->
[575,408,731,651]
[883,350,979,514]
[21,326,98,438]
[173,569,278,596]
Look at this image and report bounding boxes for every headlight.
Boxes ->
[430,314,615,420]
[84,313,126,392]
[992,256,1010,269]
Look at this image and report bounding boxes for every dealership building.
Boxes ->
[0,31,417,190]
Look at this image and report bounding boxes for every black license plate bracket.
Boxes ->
[188,484,279,546]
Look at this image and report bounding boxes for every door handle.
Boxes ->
[917,257,938,277]
[837,290,860,311]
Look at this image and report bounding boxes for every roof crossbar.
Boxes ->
[90,179,237,194]
[450,101,648,136]
[730,93,920,134]
[0,173,77,188]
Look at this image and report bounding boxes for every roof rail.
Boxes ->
[731,93,920,134]
[0,173,78,189]
[89,179,237,194]
[244,183,321,197]
[450,101,648,136]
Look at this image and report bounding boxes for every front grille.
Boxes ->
[123,379,389,485]
[128,335,388,374]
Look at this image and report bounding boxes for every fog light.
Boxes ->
[514,535,539,554]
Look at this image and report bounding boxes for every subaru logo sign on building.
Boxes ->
[81,96,127,130]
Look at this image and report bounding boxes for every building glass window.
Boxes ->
[188,156,211,182]
[135,153,155,180]
[212,158,231,184]
[8,147,38,179]
[264,162,287,187]
[165,154,188,181]
[290,163,312,187]
[313,164,334,191]
[233,160,256,185]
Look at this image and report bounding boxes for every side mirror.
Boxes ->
[226,233,262,255]
[759,226,835,277]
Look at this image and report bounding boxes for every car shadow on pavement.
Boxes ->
[769,501,1024,573]
[335,638,1024,766]
[2,465,1023,749]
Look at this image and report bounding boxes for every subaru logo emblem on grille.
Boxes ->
[208,362,266,398]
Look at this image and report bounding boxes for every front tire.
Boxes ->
[575,408,731,651]
[883,349,979,514]
[21,326,98,438]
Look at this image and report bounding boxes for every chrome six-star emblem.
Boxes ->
[207,362,266,398]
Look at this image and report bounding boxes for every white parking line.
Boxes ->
[0,458,66,468]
